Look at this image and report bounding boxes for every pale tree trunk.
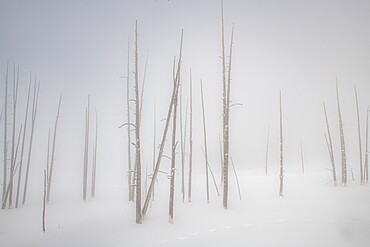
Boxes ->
[42,169,47,233]
[126,40,134,202]
[22,80,40,205]
[47,95,62,203]
[83,95,90,201]
[200,80,210,203]
[336,84,347,186]
[364,106,369,184]
[169,64,179,224]
[91,110,98,198]
[15,77,31,208]
[230,156,241,200]
[179,86,188,203]
[354,86,364,185]
[3,64,9,205]
[323,101,337,186]
[142,29,183,218]
[188,70,193,202]
[134,20,143,224]
[279,91,284,198]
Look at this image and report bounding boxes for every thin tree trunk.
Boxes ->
[230,156,241,200]
[15,77,31,208]
[83,95,90,201]
[364,106,369,184]
[279,91,284,198]
[354,86,363,185]
[126,39,134,202]
[22,80,40,205]
[323,101,337,186]
[134,20,143,224]
[169,64,179,224]
[300,141,304,174]
[336,84,347,186]
[180,86,188,203]
[142,29,183,218]
[201,147,220,197]
[47,95,62,203]
[188,70,193,202]
[265,125,270,176]
[3,64,9,205]
[91,110,98,198]
[219,135,224,185]
[42,169,47,233]
[200,80,210,203]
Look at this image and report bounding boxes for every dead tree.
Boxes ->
[91,110,98,198]
[3,64,9,204]
[169,59,180,224]
[126,40,134,202]
[142,29,183,218]
[230,156,241,200]
[188,70,193,202]
[354,86,364,185]
[179,86,188,203]
[42,169,47,233]
[265,125,270,176]
[83,95,90,201]
[279,91,284,198]
[134,20,143,224]
[47,95,62,203]
[200,80,210,203]
[323,101,337,186]
[336,84,347,186]
[365,106,369,184]
[22,80,40,205]
[15,77,31,208]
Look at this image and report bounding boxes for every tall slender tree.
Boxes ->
[323,101,337,186]
[336,84,347,186]
[91,110,98,198]
[354,86,363,185]
[188,70,193,202]
[200,80,210,203]
[3,64,9,203]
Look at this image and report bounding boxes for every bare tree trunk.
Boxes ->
[47,96,62,203]
[179,86,188,203]
[230,156,241,200]
[22,80,40,205]
[323,101,337,186]
[142,29,183,218]
[188,70,193,202]
[201,147,220,197]
[354,86,363,185]
[2,64,9,205]
[219,135,224,185]
[42,169,47,233]
[91,110,98,198]
[9,64,19,208]
[336,84,347,186]
[279,91,284,198]
[169,65,179,224]
[300,141,304,174]
[265,125,270,176]
[126,40,134,202]
[200,80,210,203]
[83,95,90,201]
[15,77,31,208]
[365,106,369,184]
[134,20,143,224]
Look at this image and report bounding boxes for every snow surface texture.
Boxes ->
[1,169,370,247]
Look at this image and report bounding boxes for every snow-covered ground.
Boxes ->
[1,168,370,247]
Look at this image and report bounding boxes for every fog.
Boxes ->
[1,0,370,202]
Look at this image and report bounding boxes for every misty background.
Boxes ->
[1,0,369,203]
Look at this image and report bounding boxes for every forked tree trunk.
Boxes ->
[188,70,193,202]
[47,95,62,203]
[22,80,40,205]
[323,101,337,186]
[279,91,284,198]
[142,29,183,218]
[354,86,364,185]
[336,84,347,186]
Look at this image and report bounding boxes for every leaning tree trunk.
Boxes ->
[336,84,347,186]
[323,101,337,186]
[142,29,183,218]
[200,81,210,203]
[47,95,62,203]
[42,169,47,233]
[279,91,284,198]
[2,64,9,205]
[354,86,364,185]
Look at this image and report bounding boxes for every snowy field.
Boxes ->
[1,168,370,247]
